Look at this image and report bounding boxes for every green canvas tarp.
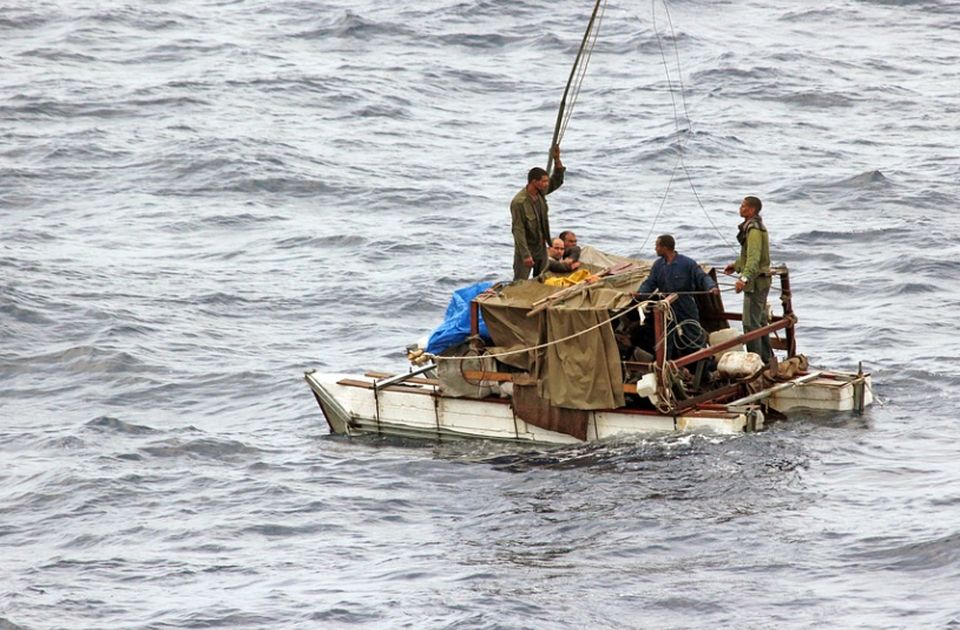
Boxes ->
[477,247,650,410]
[476,246,726,411]
[541,287,636,409]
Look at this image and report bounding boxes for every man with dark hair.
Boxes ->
[636,234,719,358]
[558,230,581,262]
[510,145,565,280]
[724,195,772,363]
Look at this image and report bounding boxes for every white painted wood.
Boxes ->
[770,374,873,412]
[306,372,762,443]
[305,369,868,443]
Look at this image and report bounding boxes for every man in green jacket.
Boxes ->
[724,195,773,363]
[511,145,565,280]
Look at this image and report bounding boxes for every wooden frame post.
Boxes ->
[777,267,797,358]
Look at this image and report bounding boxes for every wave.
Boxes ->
[352,104,411,119]
[295,10,416,40]
[760,89,860,108]
[0,301,56,327]
[3,345,151,376]
[17,47,98,63]
[273,234,368,249]
[441,0,532,20]
[781,223,903,246]
[85,416,159,435]
[139,436,264,461]
[449,433,734,473]
[778,8,843,20]
[821,170,891,189]
[436,32,524,49]
[691,65,783,83]
[154,162,339,197]
[82,6,188,30]
[0,99,130,120]
[846,531,960,572]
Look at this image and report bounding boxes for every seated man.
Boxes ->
[558,230,582,262]
[636,234,719,359]
[545,238,581,273]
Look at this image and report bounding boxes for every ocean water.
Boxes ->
[2,0,960,628]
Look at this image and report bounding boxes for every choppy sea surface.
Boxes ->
[3,0,960,628]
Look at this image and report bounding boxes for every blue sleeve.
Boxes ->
[691,262,716,292]
[638,260,660,294]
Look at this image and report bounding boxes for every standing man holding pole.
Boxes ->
[510,0,599,280]
[724,195,773,363]
[510,145,565,280]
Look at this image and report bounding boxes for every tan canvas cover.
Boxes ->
[478,276,640,410]
[478,281,556,371]
[540,287,635,409]
[577,245,649,271]
[475,247,725,411]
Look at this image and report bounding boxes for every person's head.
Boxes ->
[654,234,675,259]
[740,196,762,219]
[559,230,578,249]
[549,238,565,260]
[527,167,550,193]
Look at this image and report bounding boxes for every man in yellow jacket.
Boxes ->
[725,196,772,363]
[510,146,565,280]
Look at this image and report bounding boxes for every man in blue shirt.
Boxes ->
[636,234,719,359]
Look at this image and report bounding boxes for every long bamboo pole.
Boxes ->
[546,0,603,174]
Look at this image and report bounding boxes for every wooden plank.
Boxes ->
[461,370,519,383]
[337,378,434,395]
[462,370,640,394]
[364,371,439,386]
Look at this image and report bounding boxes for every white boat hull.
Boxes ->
[305,371,764,444]
[305,366,873,444]
[769,372,873,412]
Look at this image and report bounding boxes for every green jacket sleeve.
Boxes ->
[510,198,530,259]
[546,166,565,195]
[541,167,564,247]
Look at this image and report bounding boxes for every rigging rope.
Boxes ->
[548,0,607,173]
[430,292,721,365]
[431,299,648,363]
[429,296,719,416]
[643,0,738,255]
[558,0,607,145]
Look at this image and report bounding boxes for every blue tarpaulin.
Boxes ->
[425,282,493,354]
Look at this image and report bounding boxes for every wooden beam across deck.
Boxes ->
[364,371,439,386]
[460,370,643,394]
[671,314,798,370]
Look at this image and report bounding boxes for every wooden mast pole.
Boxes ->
[547,0,603,174]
